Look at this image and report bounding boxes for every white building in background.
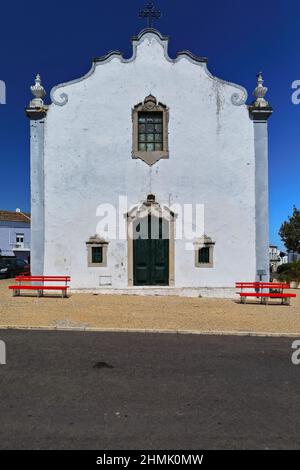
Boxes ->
[0,210,31,262]
[269,245,288,273]
[25,27,273,297]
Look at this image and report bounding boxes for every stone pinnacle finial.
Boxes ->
[252,72,269,108]
[29,73,46,108]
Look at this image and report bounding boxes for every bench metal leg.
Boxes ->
[13,289,20,297]
[241,296,246,304]
[37,289,43,297]
[262,297,268,305]
[62,290,68,298]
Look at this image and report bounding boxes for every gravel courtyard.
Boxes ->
[0,279,299,335]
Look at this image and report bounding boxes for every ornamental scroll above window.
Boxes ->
[132,95,169,166]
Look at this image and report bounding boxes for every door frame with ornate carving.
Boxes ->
[126,198,175,287]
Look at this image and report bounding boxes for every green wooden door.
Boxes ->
[133,215,169,286]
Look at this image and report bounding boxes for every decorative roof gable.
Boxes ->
[50,28,247,107]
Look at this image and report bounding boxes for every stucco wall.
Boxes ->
[41,31,256,290]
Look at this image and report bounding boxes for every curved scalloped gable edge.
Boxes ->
[50,28,248,107]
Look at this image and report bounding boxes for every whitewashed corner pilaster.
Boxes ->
[25,74,48,275]
[249,73,273,281]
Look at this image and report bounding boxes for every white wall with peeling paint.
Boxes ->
[39,30,258,294]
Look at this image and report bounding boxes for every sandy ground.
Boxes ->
[0,279,299,335]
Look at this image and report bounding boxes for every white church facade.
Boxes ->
[26,28,272,297]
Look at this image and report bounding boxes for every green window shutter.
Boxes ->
[199,247,210,264]
[92,247,103,263]
[138,112,163,151]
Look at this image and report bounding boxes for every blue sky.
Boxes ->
[0,0,299,250]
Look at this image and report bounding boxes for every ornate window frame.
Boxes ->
[132,95,169,166]
[194,235,215,268]
[126,195,175,286]
[86,235,108,267]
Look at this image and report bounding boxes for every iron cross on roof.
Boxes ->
[139,2,161,28]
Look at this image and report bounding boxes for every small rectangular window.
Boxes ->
[199,247,210,264]
[92,247,103,264]
[16,233,24,243]
[138,112,163,152]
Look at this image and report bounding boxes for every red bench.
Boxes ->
[19,271,30,276]
[236,282,296,305]
[9,276,71,298]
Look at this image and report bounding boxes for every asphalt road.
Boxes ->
[0,329,300,450]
